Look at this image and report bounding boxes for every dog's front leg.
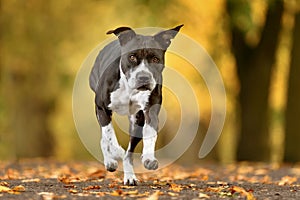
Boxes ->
[96,106,125,172]
[142,111,159,170]
[101,123,125,172]
[123,111,144,185]
[123,150,137,185]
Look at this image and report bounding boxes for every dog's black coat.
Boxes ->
[89,25,183,185]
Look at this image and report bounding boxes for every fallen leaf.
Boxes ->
[63,184,76,188]
[206,186,223,193]
[108,182,119,188]
[0,185,11,192]
[120,185,136,189]
[82,185,101,190]
[68,189,78,194]
[199,192,210,199]
[38,192,67,199]
[22,178,40,183]
[231,186,256,200]
[169,183,183,192]
[168,192,179,196]
[93,191,106,197]
[0,182,9,187]
[278,176,297,186]
[108,189,123,196]
[125,190,139,195]
[73,193,89,197]
[13,185,26,192]
[147,190,161,200]
[153,180,169,186]
[217,181,228,185]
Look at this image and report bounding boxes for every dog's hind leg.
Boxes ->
[123,110,144,185]
[96,106,125,172]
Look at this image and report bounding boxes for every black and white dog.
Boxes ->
[89,25,183,185]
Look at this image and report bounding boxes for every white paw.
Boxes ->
[104,158,118,172]
[142,155,158,170]
[124,173,138,186]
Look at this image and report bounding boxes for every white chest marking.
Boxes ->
[108,63,151,115]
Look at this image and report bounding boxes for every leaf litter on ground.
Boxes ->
[0,159,299,199]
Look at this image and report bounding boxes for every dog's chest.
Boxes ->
[108,77,151,116]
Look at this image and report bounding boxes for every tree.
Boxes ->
[0,1,61,157]
[284,11,300,162]
[226,0,284,161]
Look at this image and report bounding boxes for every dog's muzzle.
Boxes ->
[136,71,154,91]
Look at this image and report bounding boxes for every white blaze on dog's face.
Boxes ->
[126,60,155,91]
[120,37,165,91]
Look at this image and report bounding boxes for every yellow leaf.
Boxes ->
[68,189,78,194]
[199,192,210,199]
[278,176,297,186]
[125,190,138,195]
[147,190,161,200]
[0,182,9,187]
[22,178,40,183]
[0,185,11,192]
[168,192,179,196]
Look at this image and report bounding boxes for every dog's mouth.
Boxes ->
[137,84,151,91]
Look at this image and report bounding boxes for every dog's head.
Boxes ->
[107,25,183,91]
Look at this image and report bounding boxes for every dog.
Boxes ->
[89,25,183,185]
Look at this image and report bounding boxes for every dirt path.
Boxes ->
[0,159,299,199]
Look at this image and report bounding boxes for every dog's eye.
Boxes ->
[129,55,138,63]
[152,57,160,63]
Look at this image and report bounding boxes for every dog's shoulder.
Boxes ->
[89,40,121,92]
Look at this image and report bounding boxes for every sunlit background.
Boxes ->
[1,0,299,164]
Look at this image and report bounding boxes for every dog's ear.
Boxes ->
[107,27,136,46]
[154,24,183,49]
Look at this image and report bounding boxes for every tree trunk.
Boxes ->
[284,12,300,162]
[227,0,284,161]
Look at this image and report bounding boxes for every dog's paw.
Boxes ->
[104,159,118,172]
[124,174,138,186]
[143,158,158,170]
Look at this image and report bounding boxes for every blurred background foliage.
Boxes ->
[0,0,299,163]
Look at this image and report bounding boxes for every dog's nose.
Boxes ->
[136,72,151,83]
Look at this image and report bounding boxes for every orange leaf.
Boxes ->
[278,176,297,186]
[12,185,25,192]
[231,186,256,200]
[82,185,101,190]
[169,183,183,192]
[108,189,123,196]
